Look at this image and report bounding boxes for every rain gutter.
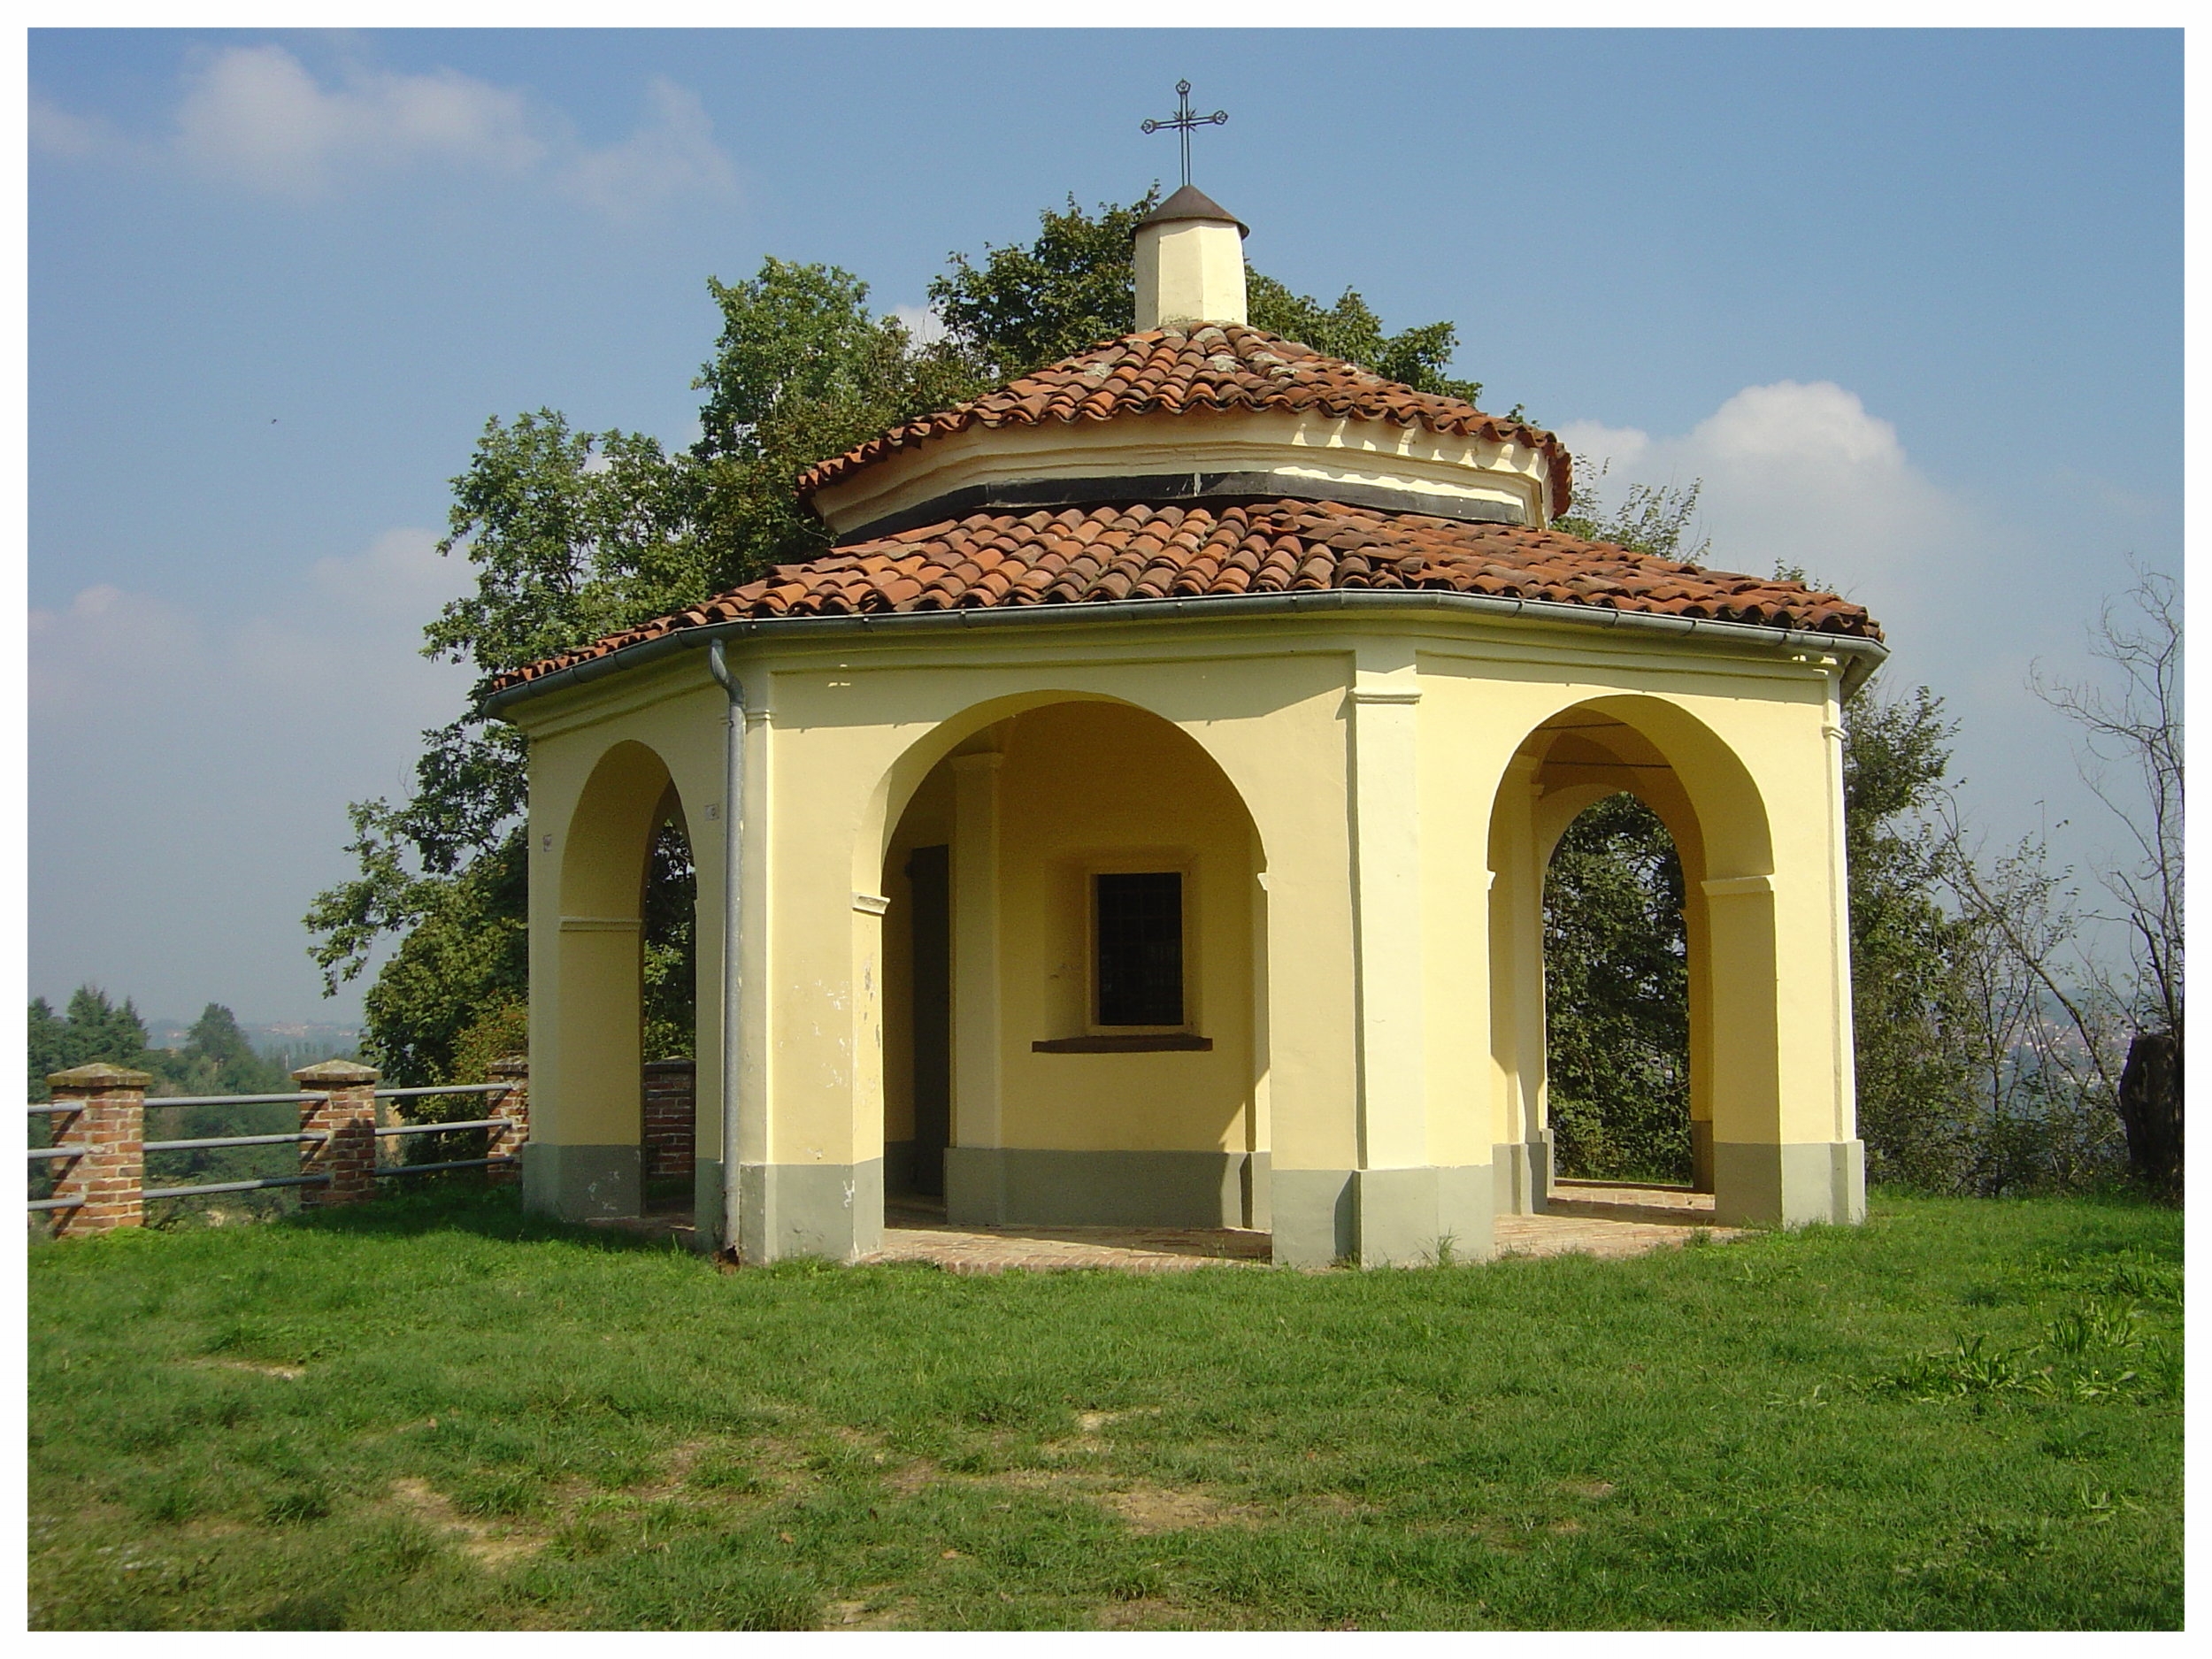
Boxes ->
[704,640,745,1261]
[480,588,1890,723]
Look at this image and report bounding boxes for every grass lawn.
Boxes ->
[27,1187,2181,1630]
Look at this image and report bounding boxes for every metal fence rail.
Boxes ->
[29,1078,524,1222]
[141,1092,334,1109]
[142,1173,334,1202]
[377,1156,519,1178]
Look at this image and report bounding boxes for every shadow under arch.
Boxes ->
[1485,691,1781,1215]
[870,691,1273,1231]
[852,687,1274,895]
[534,737,695,1223]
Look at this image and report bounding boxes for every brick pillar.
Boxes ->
[295,1059,380,1207]
[641,1058,696,1181]
[44,1064,150,1238]
[485,1055,529,1184]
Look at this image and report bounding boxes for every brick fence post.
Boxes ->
[485,1055,529,1183]
[44,1064,150,1238]
[295,1060,380,1207]
[641,1058,696,1183]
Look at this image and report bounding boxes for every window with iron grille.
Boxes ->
[1094,872,1184,1026]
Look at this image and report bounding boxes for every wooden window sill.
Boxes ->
[1031,1034,1214,1054]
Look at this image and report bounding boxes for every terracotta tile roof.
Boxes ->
[491,499,1878,693]
[795,325,1575,518]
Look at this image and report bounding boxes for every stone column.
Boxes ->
[43,1064,150,1238]
[641,1058,696,1182]
[485,1055,529,1184]
[296,1059,381,1208]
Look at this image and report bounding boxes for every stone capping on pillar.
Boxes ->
[43,1063,151,1238]
[294,1059,380,1207]
[484,1055,529,1183]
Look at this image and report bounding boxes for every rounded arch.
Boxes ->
[562,738,687,920]
[853,687,1271,891]
[540,735,698,1224]
[1485,690,1782,1213]
[1486,691,1773,887]
[871,691,1271,1228]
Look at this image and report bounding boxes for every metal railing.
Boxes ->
[27,1081,519,1215]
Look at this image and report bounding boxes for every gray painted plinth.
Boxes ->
[1712,1140,1865,1227]
[1491,1134,1553,1216]
[1272,1165,1494,1268]
[1691,1121,1716,1194]
[734,1159,884,1263]
[692,1157,725,1253]
[522,1143,641,1222]
[945,1148,1250,1229]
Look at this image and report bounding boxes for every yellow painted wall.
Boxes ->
[507,605,1859,1230]
[518,666,728,1154]
[983,700,1257,1154]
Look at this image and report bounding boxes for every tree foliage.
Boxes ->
[27,989,293,1102]
[27,986,150,1099]
[1543,795,1691,1182]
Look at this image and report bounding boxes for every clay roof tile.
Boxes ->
[490,501,1880,693]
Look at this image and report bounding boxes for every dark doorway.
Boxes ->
[904,844,952,1196]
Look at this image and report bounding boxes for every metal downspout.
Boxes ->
[705,641,745,1260]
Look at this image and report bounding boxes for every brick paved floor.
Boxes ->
[593,1183,1738,1271]
[858,1183,1736,1274]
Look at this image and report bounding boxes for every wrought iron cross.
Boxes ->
[1141,81,1227,189]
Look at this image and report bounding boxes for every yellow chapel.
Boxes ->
[483,185,1886,1267]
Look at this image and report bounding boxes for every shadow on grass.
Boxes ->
[278,1180,702,1259]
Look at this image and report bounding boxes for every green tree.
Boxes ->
[1543,795,1692,1182]
[139,1004,292,1099]
[927,188,1483,398]
[1839,685,1987,1189]
[27,986,150,1099]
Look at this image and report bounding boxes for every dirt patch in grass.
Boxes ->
[1096,1596,1196,1628]
[388,1477,546,1569]
[193,1357,306,1381]
[823,1595,915,1629]
[1099,1484,1258,1533]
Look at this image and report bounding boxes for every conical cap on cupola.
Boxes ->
[1133,185,1249,328]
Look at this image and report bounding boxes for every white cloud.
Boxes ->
[1554,378,2154,902]
[27,94,127,160]
[563,79,737,219]
[173,44,542,197]
[1557,380,1968,635]
[890,303,949,347]
[34,45,735,219]
[27,529,480,1021]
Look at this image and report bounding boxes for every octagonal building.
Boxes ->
[484,188,1886,1266]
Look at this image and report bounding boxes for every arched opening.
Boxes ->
[874,696,1269,1235]
[535,740,702,1227]
[1491,695,1778,1221]
[1541,793,1693,1187]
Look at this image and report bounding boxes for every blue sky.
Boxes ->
[26,27,2183,1024]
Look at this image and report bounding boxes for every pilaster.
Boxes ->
[947,750,1004,1221]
